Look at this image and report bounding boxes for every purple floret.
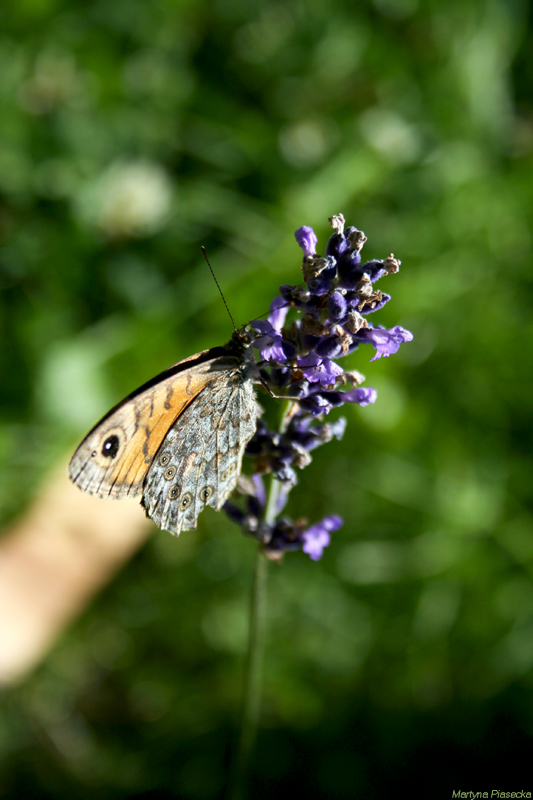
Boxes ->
[295,226,318,258]
[302,515,343,561]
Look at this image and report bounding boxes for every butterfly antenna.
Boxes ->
[201,246,237,332]
[254,301,291,320]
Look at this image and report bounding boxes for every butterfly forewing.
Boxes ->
[68,341,256,502]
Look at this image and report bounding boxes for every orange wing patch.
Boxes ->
[68,358,225,499]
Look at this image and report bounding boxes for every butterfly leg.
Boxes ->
[258,377,301,402]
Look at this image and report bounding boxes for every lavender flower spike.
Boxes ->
[224,213,412,562]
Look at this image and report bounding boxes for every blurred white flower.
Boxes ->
[359,107,421,165]
[76,160,173,237]
[278,118,338,167]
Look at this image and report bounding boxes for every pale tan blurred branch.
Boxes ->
[0,462,151,685]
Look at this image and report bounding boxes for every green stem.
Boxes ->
[228,401,293,800]
[228,545,268,800]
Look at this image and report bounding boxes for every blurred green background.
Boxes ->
[1,0,533,797]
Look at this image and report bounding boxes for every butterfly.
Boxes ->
[68,326,262,536]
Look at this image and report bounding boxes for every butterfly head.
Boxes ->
[232,324,255,350]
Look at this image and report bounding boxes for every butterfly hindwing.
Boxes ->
[142,372,258,535]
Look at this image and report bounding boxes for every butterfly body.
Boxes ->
[68,327,261,535]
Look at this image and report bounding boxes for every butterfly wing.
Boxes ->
[68,345,247,499]
[142,372,257,535]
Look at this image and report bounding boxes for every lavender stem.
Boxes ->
[228,401,294,799]
[227,544,267,800]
